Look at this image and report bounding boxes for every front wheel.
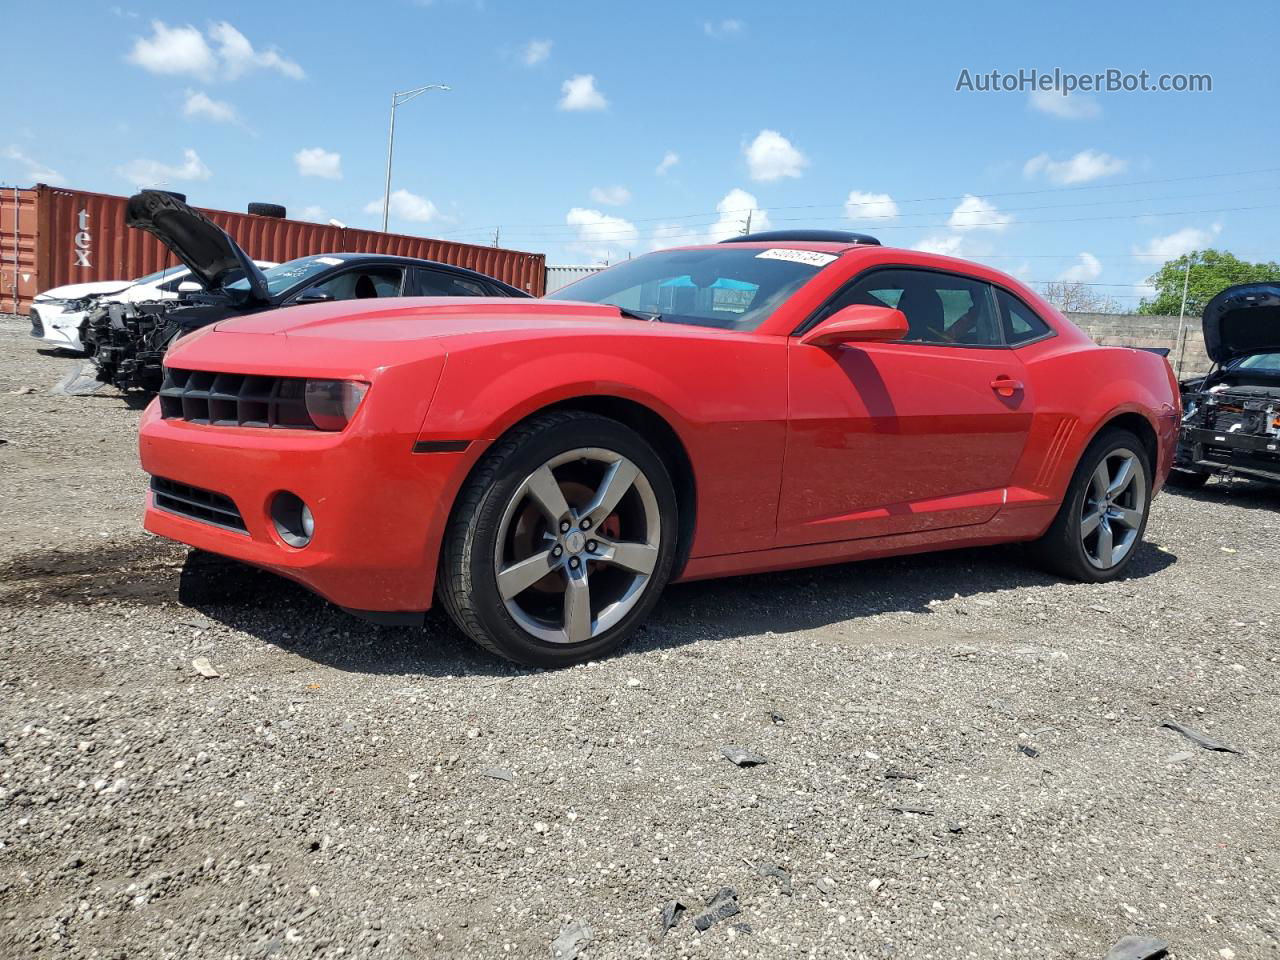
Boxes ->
[1028,428,1152,582]
[438,411,678,667]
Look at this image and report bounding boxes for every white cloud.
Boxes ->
[704,18,744,38]
[298,205,326,222]
[364,189,440,223]
[913,234,966,257]
[655,151,679,176]
[521,39,551,65]
[127,21,216,78]
[1028,88,1100,119]
[1058,252,1103,282]
[1024,149,1126,185]
[744,129,807,182]
[589,185,630,206]
[183,89,237,123]
[708,188,770,242]
[208,21,304,80]
[117,148,211,188]
[558,74,607,111]
[127,20,302,81]
[2,146,66,185]
[844,190,899,222]
[948,194,1011,232]
[566,207,638,261]
[294,147,342,180]
[1132,224,1222,261]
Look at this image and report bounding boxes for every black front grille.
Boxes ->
[150,477,247,533]
[159,368,314,429]
[29,309,44,338]
[1208,408,1244,434]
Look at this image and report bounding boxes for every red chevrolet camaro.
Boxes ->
[139,230,1180,666]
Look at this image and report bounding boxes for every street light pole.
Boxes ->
[381,83,451,232]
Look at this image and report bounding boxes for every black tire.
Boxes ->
[247,202,287,219]
[161,191,187,204]
[1166,467,1210,490]
[438,411,679,667]
[1027,427,1153,583]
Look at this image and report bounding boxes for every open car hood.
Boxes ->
[1203,282,1280,363]
[124,191,269,304]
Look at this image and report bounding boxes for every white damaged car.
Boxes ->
[30,262,275,353]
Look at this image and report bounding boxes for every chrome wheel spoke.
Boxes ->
[1108,456,1135,498]
[1090,462,1110,501]
[497,550,556,599]
[1094,519,1115,567]
[593,535,658,575]
[527,465,571,525]
[1109,505,1143,530]
[1081,508,1104,537]
[562,568,593,644]
[583,458,639,526]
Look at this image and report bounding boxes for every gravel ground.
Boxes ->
[2,312,1279,959]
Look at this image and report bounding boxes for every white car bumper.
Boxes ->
[29,302,87,351]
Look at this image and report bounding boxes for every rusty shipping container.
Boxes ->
[0,184,545,313]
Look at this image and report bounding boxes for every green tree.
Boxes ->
[1138,248,1280,316]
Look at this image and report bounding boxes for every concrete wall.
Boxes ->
[1065,312,1208,377]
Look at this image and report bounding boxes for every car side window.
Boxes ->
[413,269,488,297]
[995,289,1053,345]
[302,267,404,301]
[820,269,1003,346]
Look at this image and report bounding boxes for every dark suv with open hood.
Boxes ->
[1170,283,1280,488]
[85,191,529,391]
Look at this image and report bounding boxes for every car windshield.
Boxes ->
[544,247,840,332]
[133,265,187,286]
[226,256,346,297]
[1232,352,1280,373]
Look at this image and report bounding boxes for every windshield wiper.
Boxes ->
[615,306,663,323]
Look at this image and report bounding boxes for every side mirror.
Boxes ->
[799,304,908,348]
[176,280,202,293]
[292,291,335,305]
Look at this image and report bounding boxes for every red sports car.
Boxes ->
[138,230,1180,666]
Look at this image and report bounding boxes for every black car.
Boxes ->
[86,190,529,391]
[1170,282,1280,488]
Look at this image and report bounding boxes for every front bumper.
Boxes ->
[1176,425,1280,484]
[138,399,471,615]
[29,303,87,350]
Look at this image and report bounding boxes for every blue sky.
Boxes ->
[2,0,1276,305]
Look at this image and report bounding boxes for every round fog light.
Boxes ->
[271,492,313,548]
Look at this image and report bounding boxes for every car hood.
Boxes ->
[213,297,648,341]
[35,280,134,301]
[1202,282,1280,363]
[124,191,270,304]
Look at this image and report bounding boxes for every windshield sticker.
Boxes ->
[755,248,838,268]
[315,256,344,266]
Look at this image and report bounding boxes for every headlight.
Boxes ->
[304,379,369,431]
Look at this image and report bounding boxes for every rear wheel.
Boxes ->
[438,412,678,667]
[1028,428,1152,582]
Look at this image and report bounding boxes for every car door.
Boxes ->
[778,267,1035,547]
[291,264,406,303]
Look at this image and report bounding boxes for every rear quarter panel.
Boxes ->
[419,327,790,557]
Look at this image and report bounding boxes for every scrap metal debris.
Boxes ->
[658,899,686,937]
[480,767,514,782]
[1018,744,1040,758]
[890,805,935,816]
[550,919,591,960]
[1102,933,1170,960]
[720,745,767,767]
[1161,720,1241,754]
[693,887,741,932]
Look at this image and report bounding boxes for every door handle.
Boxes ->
[990,377,1023,397]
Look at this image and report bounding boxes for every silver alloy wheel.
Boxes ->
[493,447,661,645]
[1080,447,1147,569]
